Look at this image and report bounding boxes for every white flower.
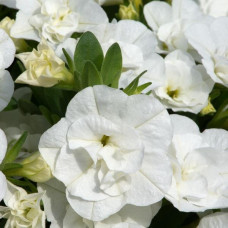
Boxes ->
[186,17,228,87]
[10,0,108,44]
[154,50,214,113]
[87,20,158,70]
[166,114,228,212]
[119,53,166,91]
[197,212,228,228]
[0,28,15,111]
[0,0,16,9]
[197,0,228,17]
[39,85,173,221]
[0,28,15,69]
[38,178,161,228]
[94,0,123,5]
[0,70,14,112]
[0,181,45,228]
[16,39,73,87]
[143,0,204,53]
[0,129,7,202]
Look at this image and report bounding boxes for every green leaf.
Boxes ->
[7,177,30,187]
[39,105,53,124]
[3,98,18,111]
[2,163,23,171]
[7,177,37,193]
[63,48,75,73]
[18,99,40,114]
[135,82,152,94]
[32,87,75,117]
[123,70,147,95]
[100,43,122,87]
[74,31,104,74]
[39,106,61,125]
[74,70,82,91]
[17,60,26,73]
[71,32,82,39]
[81,61,103,88]
[1,131,28,165]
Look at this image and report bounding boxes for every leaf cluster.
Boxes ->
[63,31,122,91]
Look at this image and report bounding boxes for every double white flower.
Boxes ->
[10,0,108,44]
[197,0,228,18]
[16,39,73,87]
[38,178,161,227]
[39,85,173,221]
[186,17,228,87]
[0,181,45,228]
[143,0,203,53]
[154,50,214,113]
[86,20,158,70]
[0,28,15,111]
[197,211,228,228]
[166,114,228,212]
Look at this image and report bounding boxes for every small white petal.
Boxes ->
[0,70,14,112]
[0,29,15,69]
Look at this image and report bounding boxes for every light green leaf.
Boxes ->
[100,43,122,87]
[123,70,147,95]
[2,163,23,171]
[81,61,103,88]
[1,131,28,165]
[74,31,104,74]
[63,48,75,73]
[135,82,152,94]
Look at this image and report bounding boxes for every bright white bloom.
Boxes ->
[10,0,108,44]
[0,129,7,202]
[197,0,228,17]
[39,85,172,221]
[0,28,15,111]
[0,70,14,112]
[94,0,123,5]
[38,178,161,228]
[0,0,16,8]
[119,53,166,91]
[87,20,158,70]
[186,17,228,87]
[166,114,228,212]
[197,212,228,228]
[0,28,15,69]
[154,50,214,113]
[16,39,73,87]
[143,0,204,53]
[0,181,45,228]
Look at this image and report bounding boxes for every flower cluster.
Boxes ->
[0,0,228,227]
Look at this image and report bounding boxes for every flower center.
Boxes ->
[167,87,179,99]
[101,135,109,146]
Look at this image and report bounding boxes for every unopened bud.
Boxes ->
[119,2,139,20]
[0,17,29,52]
[18,152,52,182]
[200,98,216,116]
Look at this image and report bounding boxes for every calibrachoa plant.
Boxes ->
[0,0,228,227]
